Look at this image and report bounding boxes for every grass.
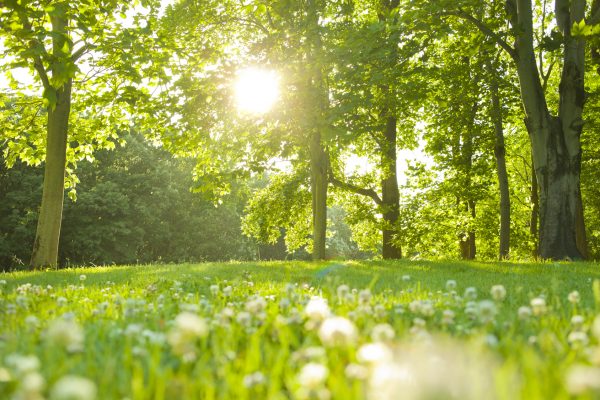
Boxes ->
[2,259,600,399]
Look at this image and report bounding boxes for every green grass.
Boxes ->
[2,260,600,399]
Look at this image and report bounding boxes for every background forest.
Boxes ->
[2,0,600,269]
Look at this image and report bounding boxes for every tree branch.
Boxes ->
[328,167,383,206]
[15,8,51,90]
[442,10,517,60]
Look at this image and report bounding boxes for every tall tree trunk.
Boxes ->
[508,0,584,259]
[381,116,402,259]
[576,191,589,259]
[310,131,328,260]
[487,59,511,259]
[30,15,72,269]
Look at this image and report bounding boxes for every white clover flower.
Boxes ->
[50,375,97,400]
[237,311,252,327]
[572,315,585,330]
[566,365,600,395]
[297,363,328,389]
[46,319,84,353]
[371,323,395,342]
[305,297,330,321]
[490,285,506,301]
[518,306,532,320]
[21,371,46,394]
[374,304,387,319]
[209,284,219,296]
[442,309,455,325]
[57,297,67,307]
[357,343,394,365]
[337,285,350,300]
[445,280,457,291]
[359,289,372,305]
[568,291,581,304]
[318,317,357,347]
[245,296,267,315]
[402,275,411,282]
[477,300,497,324]
[243,371,266,388]
[0,279,6,285]
[279,298,291,309]
[223,286,233,297]
[530,298,547,316]
[568,331,589,347]
[345,363,369,380]
[464,287,477,300]
[5,354,40,375]
[79,274,87,282]
[167,312,208,359]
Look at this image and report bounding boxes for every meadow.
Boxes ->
[2,260,600,399]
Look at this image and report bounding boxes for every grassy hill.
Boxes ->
[2,260,600,399]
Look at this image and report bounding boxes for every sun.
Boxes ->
[234,67,279,114]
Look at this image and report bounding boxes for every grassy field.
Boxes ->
[2,259,600,399]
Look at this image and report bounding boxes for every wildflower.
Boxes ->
[305,297,330,321]
[210,284,219,296]
[357,342,394,364]
[374,304,387,319]
[442,309,455,325]
[21,371,45,396]
[568,291,581,304]
[464,287,477,300]
[79,274,87,282]
[5,354,40,375]
[46,319,84,353]
[477,300,497,324]
[279,298,291,309]
[359,289,372,305]
[446,280,457,291]
[518,306,532,320]
[223,286,233,297]
[490,285,506,301]
[243,372,266,388]
[345,363,369,380]
[566,365,600,395]
[245,296,267,315]
[318,316,357,347]
[297,363,328,388]
[50,375,97,400]
[236,311,252,327]
[167,312,208,360]
[572,315,585,330]
[402,275,411,282]
[568,331,589,347]
[371,323,395,342]
[337,285,350,300]
[25,315,40,329]
[530,297,547,316]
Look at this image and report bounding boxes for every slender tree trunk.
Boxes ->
[576,191,589,258]
[487,59,511,259]
[310,131,328,260]
[30,15,72,269]
[381,116,402,259]
[509,0,584,259]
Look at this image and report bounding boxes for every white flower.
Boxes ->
[337,285,350,300]
[243,372,266,388]
[318,317,357,347]
[46,319,84,353]
[477,300,497,324]
[530,298,547,316]
[402,275,411,282]
[210,284,219,296]
[464,287,477,300]
[566,365,600,395]
[305,297,330,321]
[297,363,328,388]
[5,354,40,375]
[446,280,457,291]
[245,296,267,315]
[79,275,87,282]
[442,310,455,325]
[568,291,581,304]
[167,312,208,359]
[371,323,395,342]
[345,363,369,380]
[568,331,589,347]
[518,306,532,320]
[357,343,394,365]
[50,375,97,400]
[572,315,585,330]
[490,285,506,301]
[223,286,233,297]
[359,289,372,305]
[21,371,45,394]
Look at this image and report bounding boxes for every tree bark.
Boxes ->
[30,14,72,269]
[530,156,539,257]
[508,0,585,259]
[487,59,511,259]
[381,116,402,259]
[310,131,328,260]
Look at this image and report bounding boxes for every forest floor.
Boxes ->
[2,260,600,399]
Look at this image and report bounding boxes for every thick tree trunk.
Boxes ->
[30,15,72,269]
[381,116,402,259]
[310,131,328,260]
[509,0,585,259]
[487,59,511,259]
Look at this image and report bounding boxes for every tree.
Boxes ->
[1,0,165,268]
